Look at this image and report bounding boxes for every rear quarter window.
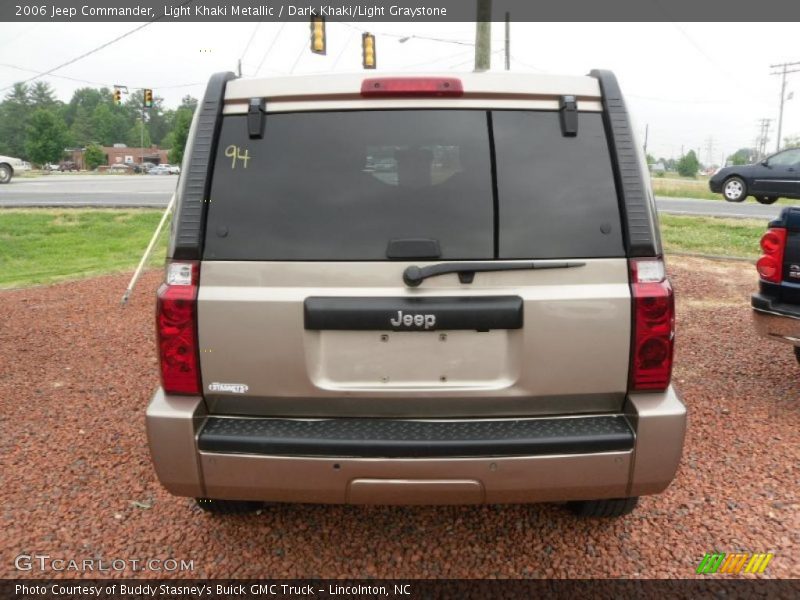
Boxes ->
[492,111,624,259]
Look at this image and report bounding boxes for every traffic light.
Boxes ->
[113,88,121,105]
[310,15,326,55]
[144,88,153,108]
[362,33,376,69]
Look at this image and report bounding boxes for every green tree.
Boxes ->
[69,107,93,147]
[91,103,129,146]
[64,87,105,128]
[0,83,31,157]
[28,81,60,111]
[25,109,70,165]
[167,108,193,164]
[146,98,172,146]
[676,150,700,177]
[126,120,151,148]
[83,143,106,170]
[784,135,800,149]
[179,95,198,112]
[66,86,133,147]
[726,148,755,166]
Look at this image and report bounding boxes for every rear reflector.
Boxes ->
[629,259,674,391]
[156,261,201,395]
[361,77,464,98]
[756,228,787,283]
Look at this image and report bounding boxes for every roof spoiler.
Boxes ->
[171,71,237,260]
[590,69,659,258]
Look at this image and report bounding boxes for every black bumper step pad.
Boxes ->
[198,415,634,458]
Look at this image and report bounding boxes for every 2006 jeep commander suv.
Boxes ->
[147,70,686,517]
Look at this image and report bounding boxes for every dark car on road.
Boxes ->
[710,148,800,204]
[752,206,800,365]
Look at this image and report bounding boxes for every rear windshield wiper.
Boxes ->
[403,261,586,287]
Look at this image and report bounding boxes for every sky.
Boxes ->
[0,20,798,163]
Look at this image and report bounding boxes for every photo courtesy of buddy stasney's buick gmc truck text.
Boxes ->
[147,70,685,518]
[16,584,382,597]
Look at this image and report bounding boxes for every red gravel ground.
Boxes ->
[2,257,798,579]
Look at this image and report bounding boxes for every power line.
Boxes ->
[0,23,39,51]
[670,22,734,78]
[254,22,287,76]
[288,34,308,74]
[0,63,202,93]
[239,21,262,64]
[0,0,194,93]
[398,48,474,71]
[509,54,545,72]
[331,29,357,71]
[449,48,503,70]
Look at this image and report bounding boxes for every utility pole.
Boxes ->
[770,61,800,152]
[756,118,772,159]
[141,107,144,166]
[474,0,492,72]
[704,136,715,166]
[504,11,510,71]
[643,124,649,157]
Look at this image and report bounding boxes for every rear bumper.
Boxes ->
[752,293,800,346]
[752,308,800,345]
[146,387,686,504]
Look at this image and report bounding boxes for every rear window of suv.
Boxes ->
[203,109,624,261]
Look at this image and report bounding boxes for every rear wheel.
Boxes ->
[722,176,747,202]
[0,163,11,184]
[756,195,779,205]
[195,498,263,514]
[566,496,639,518]
[794,346,800,365]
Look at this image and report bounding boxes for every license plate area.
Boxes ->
[306,329,519,390]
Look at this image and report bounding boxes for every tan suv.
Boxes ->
[147,70,686,517]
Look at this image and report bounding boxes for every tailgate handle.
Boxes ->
[403,261,586,287]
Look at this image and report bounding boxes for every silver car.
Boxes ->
[147,71,686,517]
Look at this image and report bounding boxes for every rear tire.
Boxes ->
[0,163,11,184]
[195,498,263,514]
[756,196,779,205]
[794,346,800,365]
[566,496,639,518]
[722,176,747,202]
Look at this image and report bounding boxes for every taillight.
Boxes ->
[361,77,464,98]
[629,259,674,391]
[156,261,200,395]
[756,228,787,283]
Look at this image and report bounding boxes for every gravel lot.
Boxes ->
[2,257,798,579]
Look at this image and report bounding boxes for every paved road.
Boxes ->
[0,174,791,219]
[656,196,784,220]
[0,174,177,207]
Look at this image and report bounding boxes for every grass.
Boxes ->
[0,209,767,290]
[651,175,717,200]
[659,214,763,260]
[0,209,168,289]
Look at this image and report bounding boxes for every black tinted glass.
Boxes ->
[204,111,494,260]
[492,111,624,258]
